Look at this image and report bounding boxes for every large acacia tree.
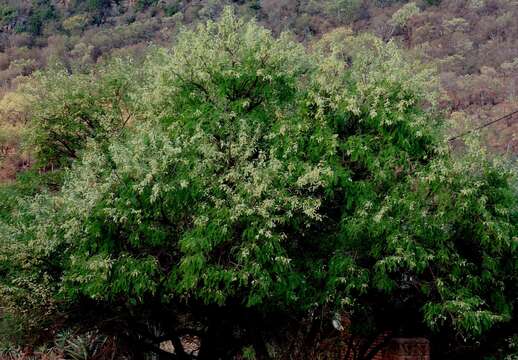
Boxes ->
[0,9,516,359]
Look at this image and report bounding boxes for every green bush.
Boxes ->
[22,0,58,36]
[0,5,16,27]
[0,8,516,358]
[136,0,159,12]
[24,58,142,167]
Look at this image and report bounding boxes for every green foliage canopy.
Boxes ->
[23,58,140,167]
[0,8,516,354]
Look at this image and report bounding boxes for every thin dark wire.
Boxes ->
[448,109,518,142]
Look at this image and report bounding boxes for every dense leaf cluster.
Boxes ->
[0,8,516,358]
